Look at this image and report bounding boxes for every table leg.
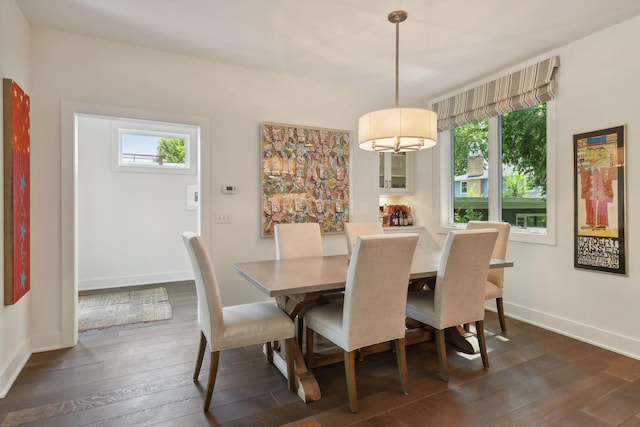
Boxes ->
[267,295,322,402]
[445,325,480,354]
[267,339,321,402]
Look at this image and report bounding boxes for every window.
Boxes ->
[440,102,556,244]
[112,119,197,174]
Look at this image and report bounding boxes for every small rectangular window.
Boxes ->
[112,119,197,174]
[120,130,188,168]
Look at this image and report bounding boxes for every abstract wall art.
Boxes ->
[3,79,30,304]
[260,122,349,237]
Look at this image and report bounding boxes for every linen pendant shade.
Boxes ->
[358,11,437,153]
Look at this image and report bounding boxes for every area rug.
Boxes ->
[78,287,173,332]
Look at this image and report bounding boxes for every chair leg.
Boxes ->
[475,320,490,369]
[344,350,358,413]
[435,329,449,382]
[285,337,296,392]
[204,351,220,411]
[265,341,274,364]
[193,331,207,382]
[305,328,314,370]
[496,298,507,333]
[296,316,304,346]
[394,338,409,395]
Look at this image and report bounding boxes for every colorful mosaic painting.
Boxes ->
[261,122,349,237]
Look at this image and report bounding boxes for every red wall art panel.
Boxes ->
[3,79,30,305]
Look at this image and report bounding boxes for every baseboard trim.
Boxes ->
[0,338,31,399]
[79,271,193,291]
[501,301,640,360]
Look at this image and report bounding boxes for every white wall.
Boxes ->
[77,116,198,290]
[0,0,31,398]
[26,26,383,353]
[417,16,640,358]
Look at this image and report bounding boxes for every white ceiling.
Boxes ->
[15,0,640,104]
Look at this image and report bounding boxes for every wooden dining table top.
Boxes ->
[232,248,514,297]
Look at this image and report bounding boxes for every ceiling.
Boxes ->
[15,0,640,104]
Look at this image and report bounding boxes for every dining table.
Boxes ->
[232,248,513,402]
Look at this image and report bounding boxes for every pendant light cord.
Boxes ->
[394,16,400,108]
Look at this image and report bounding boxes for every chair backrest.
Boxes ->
[342,233,419,350]
[466,221,510,289]
[344,222,384,256]
[182,232,224,346]
[274,223,323,260]
[435,229,499,328]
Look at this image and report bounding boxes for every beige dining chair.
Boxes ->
[274,222,323,259]
[274,223,325,343]
[305,233,419,413]
[466,221,511,333]
[344,222,383,256]
[182,232,296,411]
[406,229,498,382]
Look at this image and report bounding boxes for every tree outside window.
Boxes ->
[452,103,547,228]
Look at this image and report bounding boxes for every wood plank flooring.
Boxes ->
[1,281,639,426]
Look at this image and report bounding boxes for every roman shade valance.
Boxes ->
[433,56,560,131]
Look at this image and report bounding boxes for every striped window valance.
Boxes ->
[433,56,560,131]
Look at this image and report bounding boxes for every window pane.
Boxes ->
[452,120,488,223]
[390,153,407,189]
[121,131,187,167]
[501,103,547,229]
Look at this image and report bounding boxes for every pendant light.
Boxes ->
[358,11,437,153]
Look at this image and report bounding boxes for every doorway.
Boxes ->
[61,102,210,346]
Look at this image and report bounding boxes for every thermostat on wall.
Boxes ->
[221,185,237,194]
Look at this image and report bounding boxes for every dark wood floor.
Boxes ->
[1,282,640,426]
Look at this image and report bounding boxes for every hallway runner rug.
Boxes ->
[78,287,172,332]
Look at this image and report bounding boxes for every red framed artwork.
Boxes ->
[3,79,30,304]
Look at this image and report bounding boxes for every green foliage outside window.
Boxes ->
[501,104,547,195]
[453,120,488,176]
[454,200,484,223]
[157,138,186,164]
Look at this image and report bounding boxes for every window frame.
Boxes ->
[111,119,198,175]
[438,102,557,245]
[460,180,468,195]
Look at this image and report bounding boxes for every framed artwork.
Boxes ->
[3,79,31,304]
[573,125,626,275]
[260,122,349,237]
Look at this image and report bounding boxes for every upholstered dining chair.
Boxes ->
[305,233,419,413]
[274,222,323,259]
[274,223,325,343]
[344,222,383,256]
[182,232,296,411]
[466,221,511,333]
[405,229,498,382]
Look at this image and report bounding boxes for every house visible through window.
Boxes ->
[449,103,548,232]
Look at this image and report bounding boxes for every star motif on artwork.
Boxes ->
[20,223,27,240]
[20,175,26,191]
[20,272,27,289]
